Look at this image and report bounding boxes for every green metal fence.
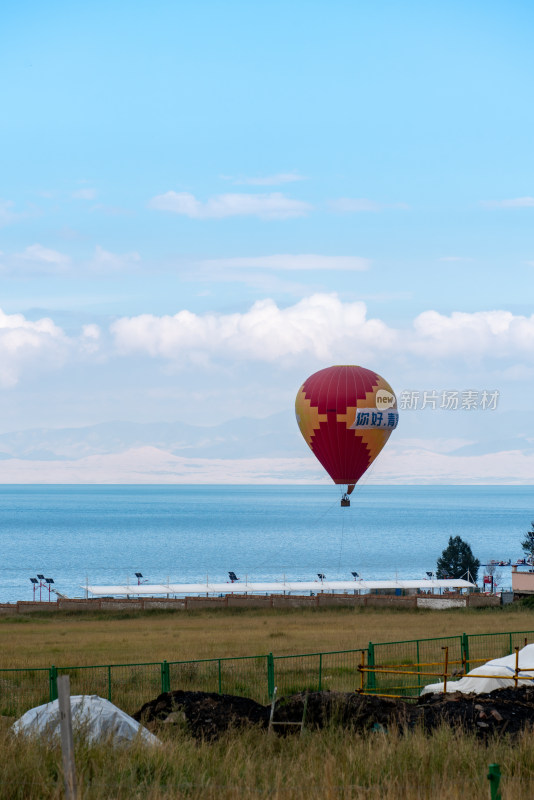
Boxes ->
[366,629,534,697]
[168,655,272,705]
[367,635,464,696]
[0,667,50,717]
[2,628,534,717]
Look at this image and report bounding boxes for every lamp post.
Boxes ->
[45,578,54,601]
[37,574,45,602]
[30,577,38,600]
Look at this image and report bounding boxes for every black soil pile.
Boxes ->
[133,686,534,740]
[414,685,534,737]
[133,690,269,740]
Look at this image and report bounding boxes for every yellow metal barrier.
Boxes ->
[358,645,534,698]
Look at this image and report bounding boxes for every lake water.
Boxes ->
[0,485,530,603]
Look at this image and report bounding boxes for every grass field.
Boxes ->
[2,720,533,799]
[1,604,534,668]
[4,605,534,798]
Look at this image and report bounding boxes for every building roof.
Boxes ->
[82,578,475,597]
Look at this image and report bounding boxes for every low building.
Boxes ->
[512,565,534,596]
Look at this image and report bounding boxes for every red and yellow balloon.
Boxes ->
[295,365,398,497]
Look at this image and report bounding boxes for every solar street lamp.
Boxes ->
[351,571,359,580]
[36,574,46,601]
[134,572,148,585]
[317,573,325,582]
[228,571,238,583]
[30,577,38,600]
[45,578,54,602]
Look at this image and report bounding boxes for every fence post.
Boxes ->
[318,653,322,691]
[416,639,421,691]
[487,763,502,800]
[49,665,58,702]
[442,647,449,693]
[462,633,470,673]
[107,665,112,702]
[267,652,275,700]
[57,675,77,800]
[367,642,376,691]
[161,660,170,694]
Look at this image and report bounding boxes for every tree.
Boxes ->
[521,522,534,561]
[436,536,480,582]
[484,561,502,593]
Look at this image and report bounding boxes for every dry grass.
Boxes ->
[4,606,534,797]
[2,721,534,799]
[1,605,534,669]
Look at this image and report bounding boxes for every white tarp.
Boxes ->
[421,643,534,696]
[12,695,159,746]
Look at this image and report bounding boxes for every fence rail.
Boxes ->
[2,628,534,717]
[359,644,534,698]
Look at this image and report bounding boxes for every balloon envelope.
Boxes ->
[295,364,398,485]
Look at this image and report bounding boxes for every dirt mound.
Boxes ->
[270,690,409,731]
[132,686,534,740]
[415,686,534,737]
[133,690,269,740]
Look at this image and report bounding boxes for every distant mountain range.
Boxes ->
[0,410,530,483]
[0,412,304,461]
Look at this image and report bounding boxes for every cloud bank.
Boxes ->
[110,294,534,366]
[149,191,311,219]
[0,310,68,386]
[17,243,71,266]
[1,297,533,388]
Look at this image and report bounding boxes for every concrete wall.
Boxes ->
[0,593,501,615]
[417,597,466,609]
[512,570,534,594]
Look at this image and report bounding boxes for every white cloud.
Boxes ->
[329,197,381,212]
[90,245,141,270]
[199,254,369,271]
[0,310,68,386]
[484,197,534,208]
[411,309,534,358]
[110,295,534,368]
[149,191,311,219]
[80,324,102,355]
[223,172,305,186]
[17,243,71,266]
[111,294,396,364]
[72,188,97,200]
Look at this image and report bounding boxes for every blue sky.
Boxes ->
[0,0,533,481]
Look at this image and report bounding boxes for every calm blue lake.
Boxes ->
[0,485,530,603]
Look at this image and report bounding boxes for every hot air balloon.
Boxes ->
[295,365,398,506]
